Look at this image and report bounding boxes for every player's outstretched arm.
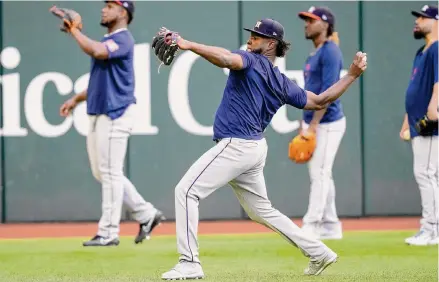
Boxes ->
[304,52,367,110]
[70,28,110,60]
[177,38,244,70]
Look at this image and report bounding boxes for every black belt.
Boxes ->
[214,138,222,144]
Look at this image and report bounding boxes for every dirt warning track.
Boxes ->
[0,217,419,239]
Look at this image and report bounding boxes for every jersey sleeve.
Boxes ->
[231,50,255,70]
[104,32,134,59]
[282,74,308,109]
[320,45,342,92]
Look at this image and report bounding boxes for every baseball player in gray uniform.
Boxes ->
[400,4,438,246]
[156,18,367,280]
[297,6,346,240]
[59,0,164,247]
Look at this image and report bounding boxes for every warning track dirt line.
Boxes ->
[0,217,419,239]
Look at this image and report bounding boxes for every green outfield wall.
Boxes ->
[0,1,435,222]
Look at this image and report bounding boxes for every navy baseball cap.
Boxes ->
[244,18,285,42]
[105,0,135,23]
[411,4,438,20]
[298,6,335,25]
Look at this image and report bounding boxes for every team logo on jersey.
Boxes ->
[304,64,311,78]
[105,39,119,52]
[411,68,417,80]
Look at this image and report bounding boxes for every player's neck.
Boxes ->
[425,31,438,47]
[312,33,327,48]
[263,53,276,64]
[107,22,128,34]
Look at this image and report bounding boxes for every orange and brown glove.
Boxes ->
[288,131,317,164]
[50,5,83,33]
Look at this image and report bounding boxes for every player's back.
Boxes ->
[213,50,307,141]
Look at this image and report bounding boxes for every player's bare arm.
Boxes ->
[399,113,410,140]
[59,89,87,117]
[427,82,438,120]
[70,28,110,60]
[304,52,367,110]
[177,38,244,70]
[308,109,327,132]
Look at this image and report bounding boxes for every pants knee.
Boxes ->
[175,182,200,202]
[99,165,124,182]
[247,201,277,222]
[413,166,433,183]
[245,208,264,224]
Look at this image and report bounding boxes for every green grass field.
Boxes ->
[0,231,437,282]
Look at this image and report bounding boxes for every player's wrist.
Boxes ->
[72,95,81,104]
[179,39,193,51]
[346,70,359,80]
[69,27,80,36]
[308,123,318,133]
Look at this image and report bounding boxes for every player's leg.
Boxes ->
[83,116,116,246]
[406,136,439,245]
[93,110,134,244]
[301,121,331,237]
[230,140,337,275]
[302,118,345,239]
[123,177,166,244]
[162,138,263,280]
[111,105,165,244]
[320,117,346,239]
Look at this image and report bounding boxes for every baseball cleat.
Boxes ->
[161,261,204,280]
[304,251,338,276]
[82,235,120,247]
[134,210,166,244]
[405,230,439,246]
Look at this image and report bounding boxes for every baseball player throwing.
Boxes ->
[57,0,164,247]
[152,19,367,280]
[297,6,345,240]
[401,4,438,246]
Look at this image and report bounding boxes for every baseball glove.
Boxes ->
[415,115,438,136]
[288,131,317,164]
[151,27,180,72]
[49,5,83,33]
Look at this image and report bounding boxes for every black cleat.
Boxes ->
[134,210,166,244]
[82,235,120,247]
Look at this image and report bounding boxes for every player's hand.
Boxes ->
[399,127,410,141]
[348,52,367,78]
[59,98,77,117]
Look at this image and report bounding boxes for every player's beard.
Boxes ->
[305,30,320,40]
[100,20,109,27]
[251,47,263,54]
[100,18,115,28]
[413,30,426,39]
